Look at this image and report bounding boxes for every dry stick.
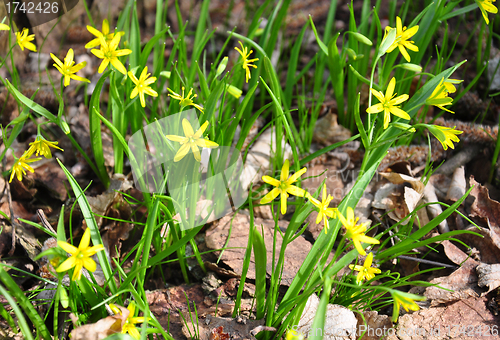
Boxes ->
[396,255,458,269]
[435,144,482,176]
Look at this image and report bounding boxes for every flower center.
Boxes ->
[76,252,84,259]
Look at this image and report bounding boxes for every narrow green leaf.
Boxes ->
[0,266,51,340]
[309,16,329,56]
[253,227,267,319]
[89,71,111,188]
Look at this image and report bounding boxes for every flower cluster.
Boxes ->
[9,136,63,183]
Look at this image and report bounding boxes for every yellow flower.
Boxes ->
[16,28,37,52]
[56,228,104,281]
[85,19,125,49]
[165,119,219,162]
[427,125,463,150]
[0,23,10,31]
[443,78,462,94]
[366,77,410,129]
[260,160,307,215]
[286,329,304,340]
[309,184,337,233]
[349,252,381,282]
[385,16,419,62]
[50,48,90,87]
[167,87,204,113]
[27,135,63,158]
[338,207,379,256]
[235,41,259,83]
[121,302,147,339]
[391,290,425,322]
[425,78,454,113]
[9,151,41,183]
[476,0,498,24]
[91,34,132,75]
[129,67,158,107]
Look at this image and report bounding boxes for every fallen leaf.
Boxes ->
[205,213,313,285]
[386,296,499,340]
[470,176,500,234]
[424,241,480,306]
[477,263,500,295]
[69,305,128,340]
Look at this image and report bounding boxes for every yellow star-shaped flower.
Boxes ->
[476,0,498,24]
[167,87,204,113]
[260,160,307,215]
[85,19,125,49]
[425,78,455,113]
[349,252,381,282]
[27,135,63,158]
[308,184,337,233]
[366,77,410,129]
[121,302,147,339]
[9,151,41,183]
[235,41,259,83]
[129,67,158,107]
[56,228,104,281]
[391,290,425,322]
[427,125,463,150]
[385,16,419,62]
[16,28,37,52]
[91,34,132,75]
[338,207,379,256]
[50,48,90,87]
[165,119,219,162]
[0,23,10,31]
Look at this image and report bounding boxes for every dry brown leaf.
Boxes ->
[205,213,313,285]
[424,241,480,306]
[182,315,265,340]
[470,176,500,234]
[313,112,352,146]
[477,263,500,295]
[455,226,500,264]
[69,305,128,340]
[355,311,393,340]
[386,296,499,340]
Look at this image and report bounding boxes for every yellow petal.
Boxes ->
[82,257,97,272]
[58,241,78,255]
[79,228,91,250]
[56,256,76,272]
[260,187,280,204]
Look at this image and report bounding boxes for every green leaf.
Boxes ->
[253,226,267,319]
[0,266,51,340]
[309,16,328,56]
[89,71,111,188]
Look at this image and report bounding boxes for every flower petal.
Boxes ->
[58,241,78,254]
[182,119,195,137]
[82,257,97,272]
[280,160,290,182]
[79,228,91,250]
[260,187,280,204]
[56,256,76,272]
